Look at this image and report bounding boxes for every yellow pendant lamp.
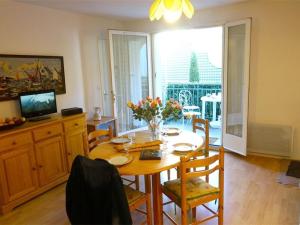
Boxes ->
[149,0,195,23]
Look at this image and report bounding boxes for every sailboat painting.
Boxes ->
[0,54,65,101]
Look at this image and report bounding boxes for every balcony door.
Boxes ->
[222,19,251,155]
[109,30,152,135]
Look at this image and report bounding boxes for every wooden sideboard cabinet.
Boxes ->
[64,116,88,171]
[0,113,88,214]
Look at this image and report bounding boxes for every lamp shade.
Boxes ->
[149,0,194,23]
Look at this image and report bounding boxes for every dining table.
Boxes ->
[89,129,204,225]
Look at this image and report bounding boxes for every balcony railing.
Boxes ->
[164,83,222,121]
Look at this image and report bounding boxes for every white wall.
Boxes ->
[1,1,299,160]
[123,1,300,160]
[0,1,124,119]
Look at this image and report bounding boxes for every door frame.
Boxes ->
[152,27,224,143]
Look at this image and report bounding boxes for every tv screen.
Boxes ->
[19,90,57,119]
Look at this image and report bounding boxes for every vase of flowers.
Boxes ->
[127,97,182,139]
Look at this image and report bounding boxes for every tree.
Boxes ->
[189,52,199,83]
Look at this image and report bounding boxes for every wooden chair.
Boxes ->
[192,115,210,182]
[124,175,152,225]
[192,115,209,150]
[87,126,113,151]
[88,127,140,190]
[162,146,224,225]
[166,116,210,181]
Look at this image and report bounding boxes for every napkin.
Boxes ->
[114,140,162,152]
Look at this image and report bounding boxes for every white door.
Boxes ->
[109,30,152,135]
[98,38,113,117]
[222,19,251,155]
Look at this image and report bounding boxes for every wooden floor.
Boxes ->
[0,152,299,225]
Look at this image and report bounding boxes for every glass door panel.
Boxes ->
[222,19,251,155]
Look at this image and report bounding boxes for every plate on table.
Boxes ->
[108,155,133,166]
[111,137,131,144]
[173,143,195,153]
[161,127,181,136]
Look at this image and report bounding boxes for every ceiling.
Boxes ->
[17,0,247,20]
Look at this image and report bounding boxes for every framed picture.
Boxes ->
[0,54,66,101]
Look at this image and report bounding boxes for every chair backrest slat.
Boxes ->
[193,125,205,132]
[88,129,112,140]
[87,126,113,151]
[184,154,219,169]
[180,148,206,162]
[193,118,207,125]
[192,115,209,150]
[185,165,220,179]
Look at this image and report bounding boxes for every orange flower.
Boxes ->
[127,96,182,123]
[151,100,157,108]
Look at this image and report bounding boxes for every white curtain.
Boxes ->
[112,34,149,133]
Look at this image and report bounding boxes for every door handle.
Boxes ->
[112,92,116,102]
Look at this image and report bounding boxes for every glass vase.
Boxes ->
[147,118,160,140]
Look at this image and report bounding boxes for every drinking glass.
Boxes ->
[160,135,168,152]
[128,132,136,144]
[123,143,131,156]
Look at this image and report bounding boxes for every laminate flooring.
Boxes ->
[0,152,299,225]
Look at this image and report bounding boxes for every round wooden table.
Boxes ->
[89,130,204,225]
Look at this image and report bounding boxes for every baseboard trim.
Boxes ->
[247,151,290,159]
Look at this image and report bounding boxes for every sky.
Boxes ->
[155,26,223,68]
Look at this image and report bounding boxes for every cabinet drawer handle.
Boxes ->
[32,167,37,171]
[74,123,79,126]
[12,141,17,145]
[47,131,52,135]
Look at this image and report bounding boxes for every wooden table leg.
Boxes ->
[144,175,152,225]
[152,173,163,225]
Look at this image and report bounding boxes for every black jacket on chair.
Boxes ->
[66,155,132,225]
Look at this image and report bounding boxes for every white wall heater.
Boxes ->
[247,123,293,157]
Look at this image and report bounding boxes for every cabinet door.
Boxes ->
[65,131,86,171]
[35,136,67,187]
[0,145,38,203]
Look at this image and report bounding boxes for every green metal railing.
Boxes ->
[165,83,222,121]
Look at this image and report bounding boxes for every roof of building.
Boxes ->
[158,52,222,85]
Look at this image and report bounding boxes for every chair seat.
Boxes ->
[183,105,200,110]
[162,177,219,206]
[124,185,145,206]
[183,111,201,116]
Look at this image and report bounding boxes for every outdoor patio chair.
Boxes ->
[178,90,201,124]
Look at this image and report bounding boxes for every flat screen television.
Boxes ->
[19,89,57,121]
